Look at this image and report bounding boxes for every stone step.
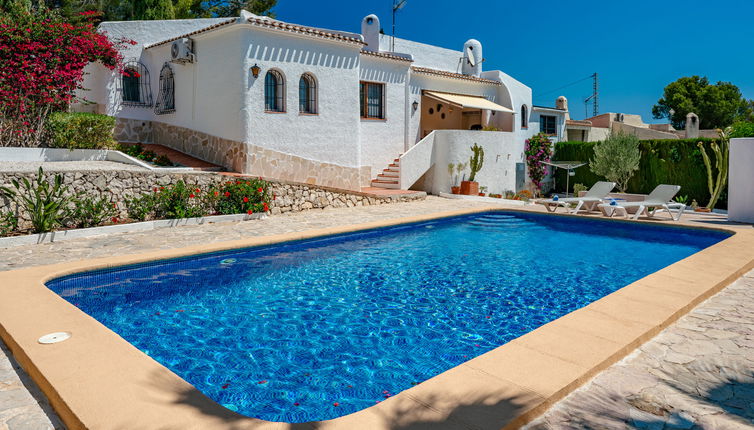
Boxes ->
[371,179,400,189]
[378,172,399,178]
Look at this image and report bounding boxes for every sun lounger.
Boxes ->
[597,184,685,221]
[537,181,616,214]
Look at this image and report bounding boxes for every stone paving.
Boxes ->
[0,197,752,429]
[525,270,754,430]
[0,340,63,430]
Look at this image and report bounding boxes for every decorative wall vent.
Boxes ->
[120,60,152,107]
[155,63,175,115]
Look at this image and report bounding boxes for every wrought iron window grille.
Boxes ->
[120,60,153,107]
[155,63,175,115]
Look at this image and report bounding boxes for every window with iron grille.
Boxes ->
[299,73,317,114]
[264,70,285,112]
[120,60,152,107]
[540,115,557,135]
[155,63,175,115]
[360,81,384,119]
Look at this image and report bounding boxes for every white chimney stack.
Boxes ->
[462,39,483,77]
[361,14,380,52]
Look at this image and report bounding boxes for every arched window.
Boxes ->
[264,70,285,112]
[521,105,528,128]
[155,63,175,115]
[299,73,317,114]
[120,60,152,107]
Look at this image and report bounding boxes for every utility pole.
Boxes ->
[592,72,599,117]
[392,0,407,52]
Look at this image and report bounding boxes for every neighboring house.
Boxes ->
[78,11,567,194]
[563,111,718,142]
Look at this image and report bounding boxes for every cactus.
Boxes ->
[697,127,730,209]
[468,143,484,182]
[447,163,455,185]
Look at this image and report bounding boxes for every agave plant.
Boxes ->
[0,167,73,233]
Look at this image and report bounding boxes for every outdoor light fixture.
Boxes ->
[412,100,418,111]
[250,64,261,78]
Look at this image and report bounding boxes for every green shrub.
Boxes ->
[0,167,73,233]
[154,181,207,219]
[138,150,158,162]
[572,183,587,197]
[125,193,156,221]
[553,137,726,208]
[213,178,271,215]
[154,154,173,166]
[68,196,117,228]
[0,211,18,236]
[589,131,641,193]
[729,121,754,138]
[46,112,116,150]
[118,142,144,158]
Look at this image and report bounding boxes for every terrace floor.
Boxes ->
[0,197,752,429]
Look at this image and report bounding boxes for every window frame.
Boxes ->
[120,60,152,107]
[154,63,175,115]
[264,69,286,113]
[521,105,528,129]
[359,81,386,120]
[298,73,318,115]
[540,114,558,135]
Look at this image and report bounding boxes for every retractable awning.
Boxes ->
[424,91,515,113]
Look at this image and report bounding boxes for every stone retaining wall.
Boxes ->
[0,170,425,230]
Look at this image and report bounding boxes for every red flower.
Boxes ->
[224,191,231,197]
[257,187,263,193]
[160,187,165,191]
[214,191,219,196]
[195,188,200,193]
[243,197,249,203]
[153,187,158,192]
[111,217,118,223]
[273,194,276,200]
[112,203,117,208]
[247,209,253,215]
[263,203,269,212]
[189,194,195,198]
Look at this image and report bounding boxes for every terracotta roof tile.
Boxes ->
[360,50,413,62]
[247,17,365,45]
[411,66,500,85]
[144,18,238,49]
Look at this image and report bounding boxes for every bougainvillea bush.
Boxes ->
[524,133,553,196]
[0,6,127,147]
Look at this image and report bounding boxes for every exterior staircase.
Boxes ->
[370,156,402,189]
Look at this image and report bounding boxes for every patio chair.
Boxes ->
[537,181,616,214]
[597,184,685,221]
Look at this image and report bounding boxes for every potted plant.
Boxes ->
[447,163,460,194]
[478,186,487,197]
[452,162,467,194]
[461,143,484,195]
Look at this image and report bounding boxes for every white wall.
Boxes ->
[400,130,519,195]
[241,26,362,168]
[729,138,754,223]
[358,56,409,176]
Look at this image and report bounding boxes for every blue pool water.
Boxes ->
[47,211,727,422]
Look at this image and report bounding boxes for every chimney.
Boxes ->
[556,96,569,120]
[685,112,699,139]
[361,14,380,52]
[462,39,483,77]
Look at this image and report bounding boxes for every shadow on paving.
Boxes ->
[148,368,535,429]
[527,375,754,429]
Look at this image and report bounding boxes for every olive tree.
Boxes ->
[589,130,641,193]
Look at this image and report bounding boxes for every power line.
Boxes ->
[536,75,593,97]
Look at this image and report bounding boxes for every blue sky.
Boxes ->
[273,0,754,122]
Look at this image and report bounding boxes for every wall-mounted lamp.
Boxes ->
[412,100,418,112]
[250,63,261,78]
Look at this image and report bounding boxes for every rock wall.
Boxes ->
[0,170,425,230]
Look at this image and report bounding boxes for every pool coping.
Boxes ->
[1,206,753,430]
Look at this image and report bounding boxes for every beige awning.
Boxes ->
[424,91,515,113]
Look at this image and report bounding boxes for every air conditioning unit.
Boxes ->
[171,38,194,63]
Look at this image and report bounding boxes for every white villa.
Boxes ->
[78,11,568,194]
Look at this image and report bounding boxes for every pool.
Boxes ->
[46,211,728,422]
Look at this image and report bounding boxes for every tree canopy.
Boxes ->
[652,76,753,130]
[1,0,277,21]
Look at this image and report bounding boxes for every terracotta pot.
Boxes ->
[478,193,486,197]
[694,207,712,213]
[451,186,461,194]
[460,181,479,195]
